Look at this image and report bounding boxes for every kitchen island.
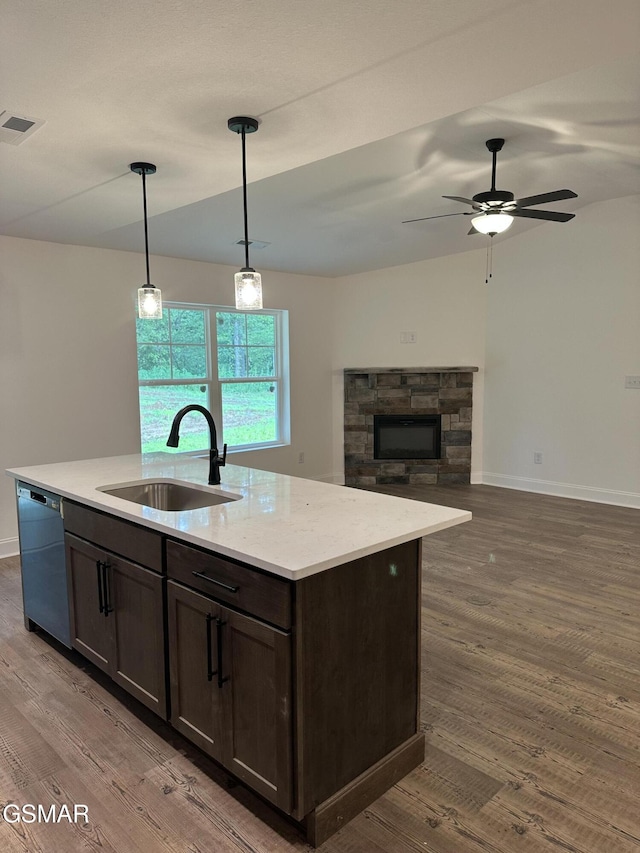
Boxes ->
[7,453,470,845]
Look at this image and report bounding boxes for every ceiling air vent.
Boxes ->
[0,110,45,145]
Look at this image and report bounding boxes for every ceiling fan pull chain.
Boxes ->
[489,236,493,281]
[485,236,494,284]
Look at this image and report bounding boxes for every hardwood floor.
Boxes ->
[1,485,639,852]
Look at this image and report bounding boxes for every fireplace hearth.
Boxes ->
[344,367,478,486]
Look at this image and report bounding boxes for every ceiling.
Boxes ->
[2,0,639,277]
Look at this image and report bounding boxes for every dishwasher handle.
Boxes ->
[17,485,61,513]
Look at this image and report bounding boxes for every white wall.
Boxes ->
[483,195,640,506]
[3,195,636,550]
[0,236,337,549]
[330,250,489,481]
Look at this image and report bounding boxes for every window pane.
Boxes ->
[139,384,210,453]
[170,308,205,344]
[246,313,275,345]
[216,312,246,346]
[171,345,207,378]
[137,344,171,380]
[136,309,170,344]
[221,381,278,445]
[218,346,247,379]
[137,305,287,455]
[247,347,275,377]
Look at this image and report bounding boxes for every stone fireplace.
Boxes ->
[344,367,478,487]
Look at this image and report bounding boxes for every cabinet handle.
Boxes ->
[206,613,217,682]
[102,562,113,616]
[216,617,229,689]
[96,561,105,614]
[192,571,239,594]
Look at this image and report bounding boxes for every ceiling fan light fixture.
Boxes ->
[228,116,263,310]
[472,212,514,235]
[130,162,163,320]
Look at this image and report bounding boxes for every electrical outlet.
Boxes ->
[534,451,543,464]
[400,331,417,344]
[624,375,640,389]
[298,452,305,464]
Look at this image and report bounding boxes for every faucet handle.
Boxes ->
[220,444,227,466]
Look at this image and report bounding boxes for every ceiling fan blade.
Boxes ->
[402,212,472,224]
[442,195,474,206]
[510,208,575,222]
[516,189,577,207]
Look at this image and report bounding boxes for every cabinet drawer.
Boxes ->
[64,501,163,573]
[167,540,291,629]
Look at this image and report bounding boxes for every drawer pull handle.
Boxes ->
[192,571,239,594]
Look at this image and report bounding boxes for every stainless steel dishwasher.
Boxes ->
[16,481,71,647]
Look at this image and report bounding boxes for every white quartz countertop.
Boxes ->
[7,454,471,580]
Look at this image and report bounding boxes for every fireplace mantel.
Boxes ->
[344,367,479,374]
[343,367,478,487]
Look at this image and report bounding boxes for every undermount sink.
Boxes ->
[98,480,241,511]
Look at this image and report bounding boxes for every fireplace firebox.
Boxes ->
[374,415,441,460]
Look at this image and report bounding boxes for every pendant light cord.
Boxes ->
[141,169,151,286]
[241,126,250,269]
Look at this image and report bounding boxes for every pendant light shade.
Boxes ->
[471,212,514,235]
[138,285,162,318]
[234,269,263,310]
[130,162,162,319]
[228,116,263,310]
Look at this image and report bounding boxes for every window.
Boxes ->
[136,303,289,454]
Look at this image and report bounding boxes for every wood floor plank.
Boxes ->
[144,755,308,852]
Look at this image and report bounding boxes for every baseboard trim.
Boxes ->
[0,538,20,559]
[304,732,425,847]
[481,473,640,509]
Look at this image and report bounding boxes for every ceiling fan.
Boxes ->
[403,138,578,235]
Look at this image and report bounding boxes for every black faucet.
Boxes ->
[166,405,227,485]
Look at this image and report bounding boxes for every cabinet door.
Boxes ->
[65,534,113,672]
[219,607,292,813]
[167,581,225,761]
[108,556,167,718]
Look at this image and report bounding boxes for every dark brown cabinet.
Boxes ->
[166,536,423,843]
[58,499,423,846]
[65,536,111,669]
[64,513,167,719]
[166,580,225,759]
[167,579,292,812]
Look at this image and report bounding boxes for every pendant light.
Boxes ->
[228,116,263,310]
[130,162,162,319]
